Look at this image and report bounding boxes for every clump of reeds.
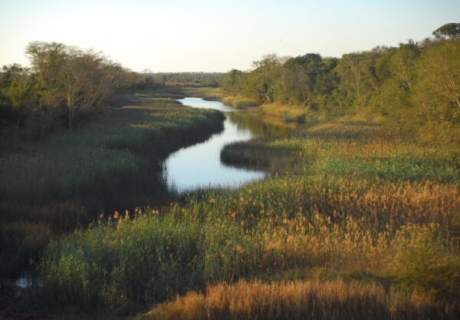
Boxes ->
[222,96,260,109]
[39,206,260,310]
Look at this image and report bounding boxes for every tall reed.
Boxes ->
[147,279,454,320]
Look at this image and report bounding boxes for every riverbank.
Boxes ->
[0,87,225,291]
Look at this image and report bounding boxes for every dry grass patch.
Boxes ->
[146,279,452,320]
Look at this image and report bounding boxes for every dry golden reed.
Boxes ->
[147,279,450,320]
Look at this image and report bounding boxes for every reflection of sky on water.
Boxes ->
[164,98,266,193]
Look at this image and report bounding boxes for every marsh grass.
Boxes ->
[258,102,310,123]
[222,96,260,108]
[0,88,225,285]
[146,279,453,320]
[181,87,225,100]
[40,207,260,310]
[221,139,298,174]
[39,115,460,317]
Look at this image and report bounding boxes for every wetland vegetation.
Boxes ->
[1,24,459,319]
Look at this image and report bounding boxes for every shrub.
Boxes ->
[388,223,460,299]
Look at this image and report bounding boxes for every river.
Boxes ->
[163,97,277,193]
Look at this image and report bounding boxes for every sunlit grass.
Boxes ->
[147,279,450,320]
[258,102,310,122]
[222,95,260,108]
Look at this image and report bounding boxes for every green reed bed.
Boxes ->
[41,211,203,308]
[40,207,260,310]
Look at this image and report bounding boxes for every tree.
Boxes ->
[0,64,36,108]
[283,53,323,107]
[25,42,126,130]
[432,23,460,40]
[221,69,247,95]
[388,41,419,90]
[336,50,383,112]
[414,40,460,128]
[63,50,125,130]
[249,54,283,103]
[26,41,68,108]
[0,64,38,136]
[25,42,68,134]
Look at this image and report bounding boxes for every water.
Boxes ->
[163,98,267,193]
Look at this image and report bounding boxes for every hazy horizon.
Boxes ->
[1,0,459,73]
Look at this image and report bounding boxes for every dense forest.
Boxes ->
[221,23,460,143]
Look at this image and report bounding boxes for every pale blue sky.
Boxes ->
[1,0,458,72]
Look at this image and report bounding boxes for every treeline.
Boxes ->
[0,42,161,142]
[221,23,460,141]
[152,72,222,87]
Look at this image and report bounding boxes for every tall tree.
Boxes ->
[283,53,323,107]
[0,64,37,136]
[25,42,68,134]
[26,42,126,130]
[249,54,283,103]
[221,69,247,95]
[336,50,382,111]
[62,51,124,130]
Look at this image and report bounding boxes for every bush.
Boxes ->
[388,223,460,299]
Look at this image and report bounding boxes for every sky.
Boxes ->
[1,0,459,73]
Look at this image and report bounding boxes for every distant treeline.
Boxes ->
[0,42,163,141]
[150,72,222,87]
[221,23,460,142]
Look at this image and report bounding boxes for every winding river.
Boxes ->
[163,97,281,193]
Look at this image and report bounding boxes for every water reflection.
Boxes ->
[227,112,294,137]
[164,98,268,193]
